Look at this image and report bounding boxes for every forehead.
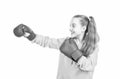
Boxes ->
[71,17,82,24]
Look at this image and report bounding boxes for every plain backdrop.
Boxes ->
[0,0,120,79]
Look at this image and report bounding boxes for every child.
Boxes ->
[13,15,99,79]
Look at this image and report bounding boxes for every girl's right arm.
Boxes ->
[32,34,66,50]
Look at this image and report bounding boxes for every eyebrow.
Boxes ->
[72,23,76,27]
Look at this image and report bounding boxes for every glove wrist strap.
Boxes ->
[27,33,36,41]
[71,50,83,62]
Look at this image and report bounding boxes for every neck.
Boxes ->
[76,32,85,42]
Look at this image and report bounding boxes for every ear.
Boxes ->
[82,26,86,32]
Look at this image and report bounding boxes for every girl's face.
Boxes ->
[69,17,86,38]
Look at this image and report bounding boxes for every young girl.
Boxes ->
[13,15,99,79]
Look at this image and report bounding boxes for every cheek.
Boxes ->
[75,25,82,34]
[75,29,81,34]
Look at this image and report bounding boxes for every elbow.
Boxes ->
[79,62,97,72]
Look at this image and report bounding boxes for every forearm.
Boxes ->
[32,34,65,49]
[77,56,95,72]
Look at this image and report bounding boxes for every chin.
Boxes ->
[71,34,77,38]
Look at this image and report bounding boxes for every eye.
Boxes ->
[72,23,76,28]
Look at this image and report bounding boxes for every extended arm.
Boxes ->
[13,24,65,50]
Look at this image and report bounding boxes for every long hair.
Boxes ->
[73,15,100,57]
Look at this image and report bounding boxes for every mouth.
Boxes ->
[71,32,75,34]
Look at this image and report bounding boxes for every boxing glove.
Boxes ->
[13,24,36,41]
[60,38,83,62]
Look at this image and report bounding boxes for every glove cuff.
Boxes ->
[27,32,36,41]
[71,50,83,62]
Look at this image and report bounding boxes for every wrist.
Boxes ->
[24,32,36,41]
[27,32,36,41]
[24,32,30,37]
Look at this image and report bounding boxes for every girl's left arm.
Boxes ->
[77,45,99,72]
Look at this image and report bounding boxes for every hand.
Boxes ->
[60,38,83,62]
[13,24,36,41]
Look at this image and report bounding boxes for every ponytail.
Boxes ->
[81,16,99,57]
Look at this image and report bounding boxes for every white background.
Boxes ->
[0,0,120,79]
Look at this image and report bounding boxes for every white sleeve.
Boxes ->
[32,34,66,50]
[77,45,99,72]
